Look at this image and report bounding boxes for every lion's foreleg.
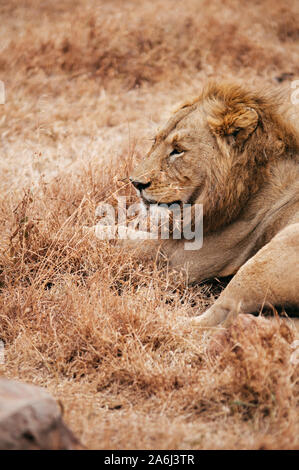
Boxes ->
[193,223,299,328]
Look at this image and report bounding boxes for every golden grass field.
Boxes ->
[0,0,299,449]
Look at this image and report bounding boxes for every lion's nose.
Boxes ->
[129,179,151,192]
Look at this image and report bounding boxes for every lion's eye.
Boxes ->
[169,148,184,157]
[168,147,184,164]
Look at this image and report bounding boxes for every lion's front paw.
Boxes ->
[192,298,241,329]
[83,224,156,241]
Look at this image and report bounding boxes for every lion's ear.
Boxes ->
[208,106,259,147]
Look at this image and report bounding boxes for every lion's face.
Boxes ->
[130,104,219,206]
[130,82,293,232]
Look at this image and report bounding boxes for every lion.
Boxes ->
[96,81,299,329]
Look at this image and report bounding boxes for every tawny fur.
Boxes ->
[128,81,299,327]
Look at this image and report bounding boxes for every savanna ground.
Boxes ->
[0,0,299,450]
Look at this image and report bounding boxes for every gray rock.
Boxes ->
[0,378,82,450]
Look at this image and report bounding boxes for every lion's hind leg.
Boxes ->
[193,223,299,328]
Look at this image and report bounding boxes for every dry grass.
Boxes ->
[0,0,299,449]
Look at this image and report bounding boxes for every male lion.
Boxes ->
[93,81,299,328]
[124,81,299,328]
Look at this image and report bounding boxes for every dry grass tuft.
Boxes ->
[0,0,298,450]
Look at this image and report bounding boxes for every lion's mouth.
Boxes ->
[141,194,182,208]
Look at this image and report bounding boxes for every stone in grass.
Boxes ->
[0,378,82,450]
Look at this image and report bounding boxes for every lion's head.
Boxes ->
[130,81,299,233]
